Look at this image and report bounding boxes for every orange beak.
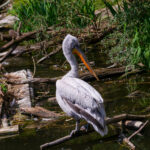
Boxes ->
[72,48,99,81]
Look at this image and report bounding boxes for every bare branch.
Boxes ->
[40,113,150,150]
[128,120,148,140]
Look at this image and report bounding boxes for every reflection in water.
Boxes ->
[1,47,150,150]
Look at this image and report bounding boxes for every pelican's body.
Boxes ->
[56,34,107,136]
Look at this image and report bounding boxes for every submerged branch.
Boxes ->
[40,113,149,149]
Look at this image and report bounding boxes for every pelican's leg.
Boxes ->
[81,123,89,132]
[75,120,80,131]
[70,120,80,136]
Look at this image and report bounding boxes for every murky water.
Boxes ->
[1,45,150,150]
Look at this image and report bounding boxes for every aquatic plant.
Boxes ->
[10,0,96,32]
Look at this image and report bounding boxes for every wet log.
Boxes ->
[20,106,60,118]
[6,67,142,85]
[80,67,131,81]
[6,76,60,85]
[0,125,19,136]
[40,113,149,149]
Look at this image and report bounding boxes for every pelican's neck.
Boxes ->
[64,52,78,78]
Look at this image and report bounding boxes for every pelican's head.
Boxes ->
[62,34,99,81]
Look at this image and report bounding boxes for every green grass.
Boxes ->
[10,0,96,32]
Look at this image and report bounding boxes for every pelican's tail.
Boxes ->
[85,103,108,136]
[64,98,108,136]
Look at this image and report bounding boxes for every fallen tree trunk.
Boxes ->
[6,67,142,85]
[40,113,149,150]
[20,106,60,118]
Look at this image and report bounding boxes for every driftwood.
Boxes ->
[5,70,32,108]
[0,26,116,64]
[40,113,149,149]
[0,30,39,52]
[123,120,143,130]
[0,125,19,136]
[0,42,48,57]
[0,70,33,136]
[0,39,63,58]
[82,26,116,44]
[0,44,17,62]
[20,106,60,118]
[0,27,64,41]
[6,67,142,85]
[0,0,10,10]
[6,76,60,85]
[122,120,148,150]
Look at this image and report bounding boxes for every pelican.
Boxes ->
[56,34,108,136]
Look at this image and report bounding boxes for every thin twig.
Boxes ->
[37,45,61,64]
[128,120,148,140]
[17,22,22,38]
[32,56,36,77]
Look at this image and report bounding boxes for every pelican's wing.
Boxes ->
[56,77,107,136]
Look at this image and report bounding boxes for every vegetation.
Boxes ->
[10,0,96,32]
[0,82,7,93]
[103,0,150,69]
